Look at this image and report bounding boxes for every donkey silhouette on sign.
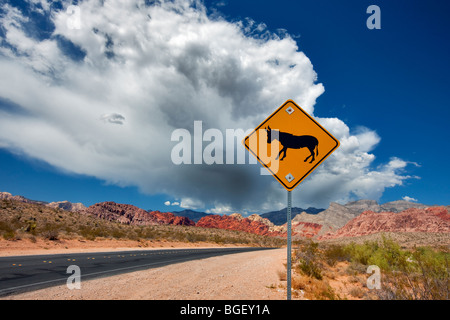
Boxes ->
[266,126,319,163]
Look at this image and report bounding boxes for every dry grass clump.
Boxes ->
[292,274,339,300]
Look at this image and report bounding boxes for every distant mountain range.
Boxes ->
[2,191,449,241]
[171,209,212,223]
[289,199,435,238]
[169,200,434,227]
[260,207,325,225]
[170,207,326,225]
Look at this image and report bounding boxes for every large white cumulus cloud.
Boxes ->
[0,0,415,212]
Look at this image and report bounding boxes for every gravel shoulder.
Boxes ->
[1,247,287,300]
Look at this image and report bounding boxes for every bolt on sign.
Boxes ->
[243,100,340,191]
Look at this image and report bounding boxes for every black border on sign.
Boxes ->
[243,100,340,191]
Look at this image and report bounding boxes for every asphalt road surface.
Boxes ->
[0,247,275,296]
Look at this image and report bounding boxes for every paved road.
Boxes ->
[0,247,275,296]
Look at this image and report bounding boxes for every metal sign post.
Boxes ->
[287,190,292,300]
[242,99,340,301]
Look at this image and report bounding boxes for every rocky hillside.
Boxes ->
[0,191,47,205]
[290,221,323,238]
[320,207,450,239]
[289,202,357,237]
[47,201,86,212]
[196,213,285,237]
[84,202,159,225]
[289,199,438,238]
[1,192,86,211]
[83,202,195,226]
[344,199,429,213]
[246,214,286,233]
[196,212,333,239]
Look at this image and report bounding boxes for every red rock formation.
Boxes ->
[196,214,284,237]
[291,221,323,238]
[83,202,194,226]
[197,213,326,238]
[84,202,159,225]
[320,207,450,239]
[150,210,195,226]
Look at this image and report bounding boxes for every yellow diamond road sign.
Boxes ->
[243,100,340,191]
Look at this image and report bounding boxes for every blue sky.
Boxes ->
[0,0,448,213]
[213,0,450,207]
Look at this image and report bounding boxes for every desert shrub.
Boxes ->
[341,236,407,271]
[277,269,287,281]
[127,231,140,241]
[377,246,449,300]
[322,244,351,266]
[2,230,16,240]
[42,229,59,241]
[0,220,15,235]
[341,236,449,300]
[78,225,97,240]
[345,261,367,277]
[212,234,225,244]
[345,241,379,266]
[111,227,127,239]
[411,247,449,299]
[1,216,33,240]
[33,220,63,240]
[185,232,207,243]
[368,237,410,272]
[295,240,323,280]
[142,227,161,240]
[0,217,25,235]
[25,219,37,234]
